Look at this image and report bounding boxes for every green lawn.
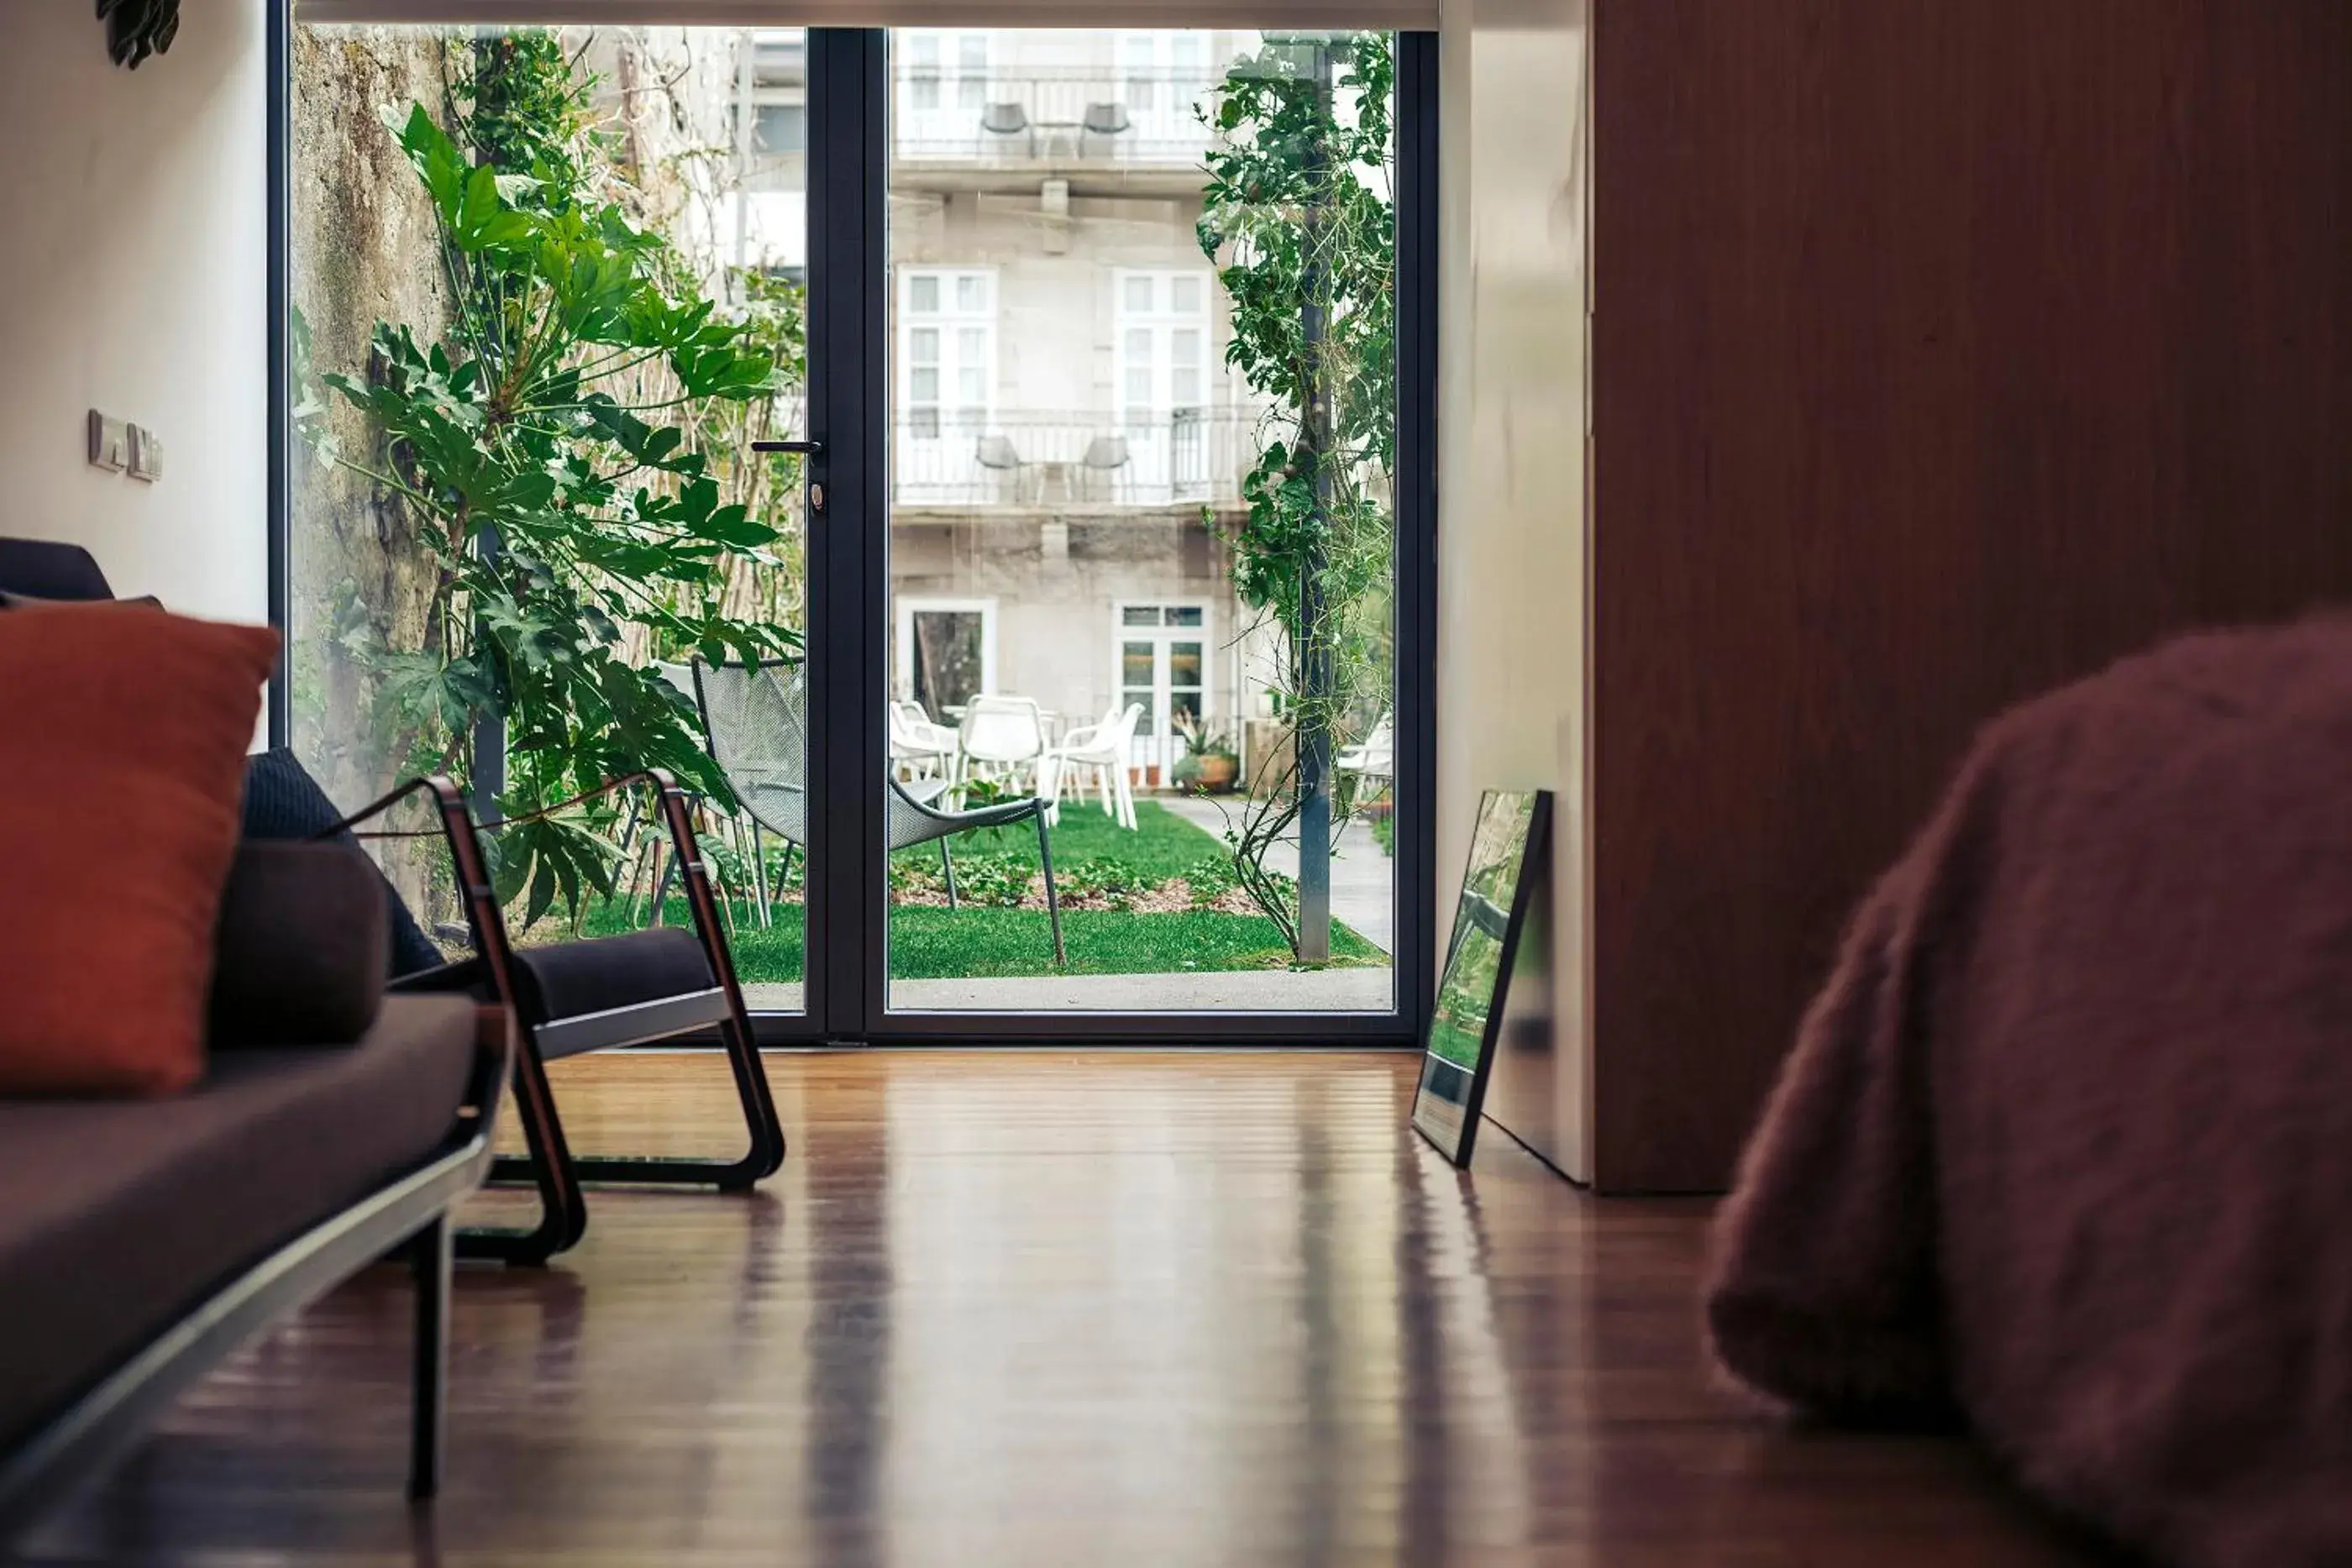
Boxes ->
[701,905,1382,981]
[966,798,1234,878]
[557,799,1384,981]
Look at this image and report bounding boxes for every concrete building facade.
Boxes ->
[641,26,1308,780]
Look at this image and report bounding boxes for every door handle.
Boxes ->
[751,439,826,512]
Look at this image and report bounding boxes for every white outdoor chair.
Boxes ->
[890,699,961,783]
[1043,702,1144,829]
[958,695,1047,793]
[1336,711,1395,784]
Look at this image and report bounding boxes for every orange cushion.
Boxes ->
[0,604,279,1095]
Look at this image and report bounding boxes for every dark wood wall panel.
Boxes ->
[1589,0,2352,1192]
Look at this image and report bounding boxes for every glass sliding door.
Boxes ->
[880,28,1404,1016]
[281,21,1432,1041]
[285,21,818,1020]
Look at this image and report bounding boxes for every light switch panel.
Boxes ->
[87,410,129,472]
[128,424,163,483]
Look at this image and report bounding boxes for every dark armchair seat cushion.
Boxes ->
[0,994,477,1450]
[509,927,716,1033]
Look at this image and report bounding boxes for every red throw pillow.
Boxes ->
[0,603,279,1095]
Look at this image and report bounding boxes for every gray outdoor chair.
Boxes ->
[691,658,1066,967]
[1080,102,1133,145]
[1080,434,1131,501]
[976,433,1032,503]
[979,102,1034,158]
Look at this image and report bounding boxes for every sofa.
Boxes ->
[0,837,509,1540]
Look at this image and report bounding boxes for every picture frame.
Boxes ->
[1410,789,1553,1167]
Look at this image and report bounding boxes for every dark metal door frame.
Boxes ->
[802,28,890,1043]
[796,29,1440,1046]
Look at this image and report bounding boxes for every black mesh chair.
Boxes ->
[0,538,114,601]
[691,658,1067,967]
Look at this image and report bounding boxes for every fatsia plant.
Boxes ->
[1198,33,1395,955]
[311,97,799,927]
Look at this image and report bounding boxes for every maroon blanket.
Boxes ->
[1707,617,2352,1568]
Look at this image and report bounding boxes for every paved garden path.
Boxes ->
[1153,795,1396,956]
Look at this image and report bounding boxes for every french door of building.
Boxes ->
[277,17,1434,1044]
[1115,603,1209,782]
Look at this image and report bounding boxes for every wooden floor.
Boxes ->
[22,1051,2112,1567]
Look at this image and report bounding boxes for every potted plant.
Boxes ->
[1173,715,1241,795]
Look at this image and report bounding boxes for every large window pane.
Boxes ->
[885,29,1399,1012]
[290,24,812,1015]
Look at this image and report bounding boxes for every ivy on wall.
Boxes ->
[1198,33,1396,957]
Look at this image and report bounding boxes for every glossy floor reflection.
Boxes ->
[24,1051,2106,1566]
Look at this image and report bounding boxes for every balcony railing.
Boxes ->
[891,70,1223,165]
[892,410,1260,511]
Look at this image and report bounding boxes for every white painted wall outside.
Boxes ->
[884,28,1288,774]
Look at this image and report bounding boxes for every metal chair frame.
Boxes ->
[888,776,1068,968]
[691,658,1068,969]
[333,772,786,1267]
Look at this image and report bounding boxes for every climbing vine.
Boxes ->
[1198,33,1395,955]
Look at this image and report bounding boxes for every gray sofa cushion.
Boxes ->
[207,841,387,1048]
[239,748,447,979]
[0,994,477,1448]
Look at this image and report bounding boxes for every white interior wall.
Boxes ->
[0,0,270,621]
[1435,0,1591,1154]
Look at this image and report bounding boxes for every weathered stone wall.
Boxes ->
[283,24,790,930]
[287,25,454,812]
[575,26,743,269]
[289,27,457,918]
[573,27,810,658]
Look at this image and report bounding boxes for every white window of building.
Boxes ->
[899,268,995,438]
[1113,270,1212,501]
[900,29,994,152]
[746,29,808,181]
[897,268,998,503]
[1117,30,1212,147]
[752,101,806,155]
[1114,269,1210,418]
